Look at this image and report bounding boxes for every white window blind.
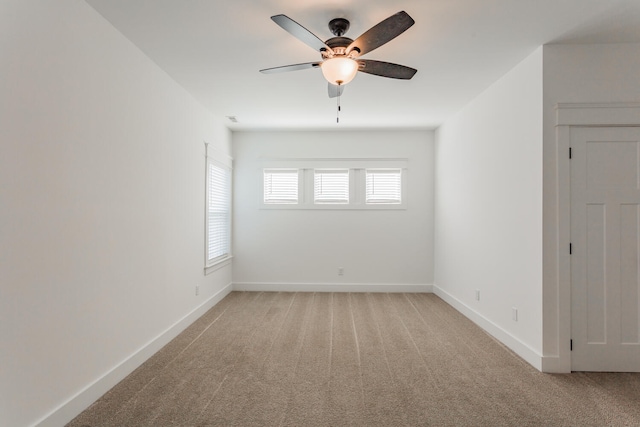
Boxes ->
[366,169,402,204]
[207,161,231,263]
[264,169,298,204]
[314,169,349,204]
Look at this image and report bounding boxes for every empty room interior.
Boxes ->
[3,1,640,426]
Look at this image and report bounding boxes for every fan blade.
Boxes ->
[357,59,417,79]
[271,14,332,53]
[260,62,322,74]
[328,83,344,98]
[347,11,414,56]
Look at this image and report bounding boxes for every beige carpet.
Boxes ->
[69,292,640,426]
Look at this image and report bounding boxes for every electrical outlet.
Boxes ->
[196,285,200,296]
[512,307,518,321]
[338,267,344,276]
[475,290,480,301]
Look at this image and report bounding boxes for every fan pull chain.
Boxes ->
[336,83,342,124]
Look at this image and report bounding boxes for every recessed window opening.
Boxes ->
[207,162,231,264]
[264,169,299,204]
[314,169,349,204]
[366,169,402,204]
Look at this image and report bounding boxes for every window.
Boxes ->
[314,169,349,204]
[260,159,407,210]
[264,169,298,204]
[366,169,402,204]
[206,157,232,269]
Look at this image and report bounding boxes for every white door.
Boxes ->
[571,126,640,371]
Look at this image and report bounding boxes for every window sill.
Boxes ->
[204,256,233,275]
[260,203,407,210]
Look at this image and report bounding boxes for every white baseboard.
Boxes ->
[232,282,433,293]
[541,355,571,373]
[35,282,233,427]
[432,285,543,372]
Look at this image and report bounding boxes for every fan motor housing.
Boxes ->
[325,37,353,49]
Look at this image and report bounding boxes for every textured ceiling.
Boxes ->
[85,0,640,130]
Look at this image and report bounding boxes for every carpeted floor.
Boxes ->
[68,292,640,426]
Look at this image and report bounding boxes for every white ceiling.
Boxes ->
[85,0,640,131]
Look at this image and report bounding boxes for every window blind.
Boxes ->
[207,162,231,263]
[264,169,298,204]
[314,169,349,204]
[366,169,402,204]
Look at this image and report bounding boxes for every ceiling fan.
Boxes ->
[260,11,417,98]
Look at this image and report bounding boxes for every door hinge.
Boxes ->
[570,243,572,254]
[569,147,572,159]
[570,339,573,351]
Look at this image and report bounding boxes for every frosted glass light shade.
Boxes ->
[321,57,359,85]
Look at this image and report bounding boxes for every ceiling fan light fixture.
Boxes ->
[321,57,359,86]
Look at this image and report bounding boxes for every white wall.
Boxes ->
[232,130,434,291]
[434,48,544,368]
[0,1,232,426]
[542,43,640,370]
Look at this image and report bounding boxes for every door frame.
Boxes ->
[556,102,640,372]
